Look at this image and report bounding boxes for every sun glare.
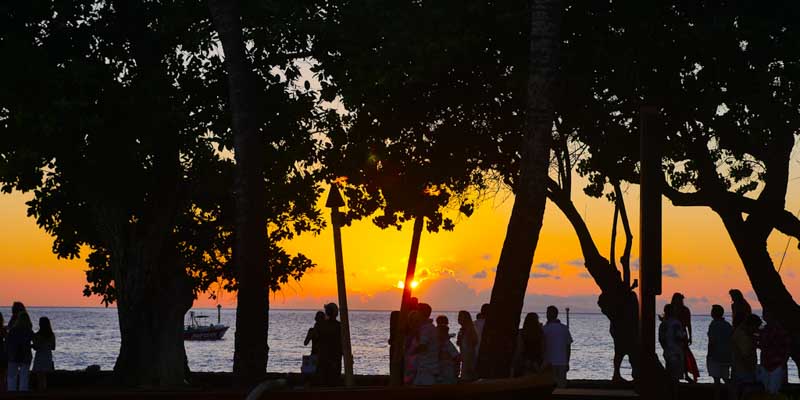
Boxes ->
[396,280,420,289]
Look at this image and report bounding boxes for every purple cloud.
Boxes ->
[472,270,488,279]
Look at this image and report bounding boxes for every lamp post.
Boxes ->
[326,184,355,386]
[638,105,664,397]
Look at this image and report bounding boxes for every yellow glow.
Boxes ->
[395,280,420,290]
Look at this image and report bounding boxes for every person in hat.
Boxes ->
[316,303,343,386]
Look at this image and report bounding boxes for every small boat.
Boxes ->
[184,309,229,341]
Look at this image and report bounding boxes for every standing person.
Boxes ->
[732,314,761,397]
[304,311,326,354]
[706,305,733,385]
[412,303,439,385]
[0,314,6,392]
[316,303,343,386]
[659,304,687,382]
[302,311,325,381]
[6,312,33,392]
[729,289,752,328]
[542,306,572,388]
[456,311,478,381]
[757,309,791,395]
[436,319,459,384]
[474,303,490,358]
[7,302,26,330]
[514,312,544,377]
[671,293,698,382]
[32,317,55,391]
[404,311,423,385]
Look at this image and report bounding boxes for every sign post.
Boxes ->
[326,185,355,386]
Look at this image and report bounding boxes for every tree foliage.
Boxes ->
[0,0,324,304]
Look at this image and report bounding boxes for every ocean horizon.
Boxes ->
[4,306,793,383]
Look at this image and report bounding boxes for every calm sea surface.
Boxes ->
[5,307,798,383]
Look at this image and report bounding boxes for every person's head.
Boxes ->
[711,304,725,320]
[523,312,541,331]
[479,303,490,319]
[418,303,432,319]
[39,317,54,338]
[546,306,558,322]
[663,303,674,320]
[409,297,420,310]
[744,313,762,333]
[457,311,473,327]
[315,311,326,323]
[324,303,339,319]
[435,315,448,327]
[14,312,32,330]
[729,289,745,303]
[671,293,685,307]
[11,301,25,316]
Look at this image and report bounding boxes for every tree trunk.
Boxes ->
[477,0,563,378]
[111,241,194,387]
[208,0,270,387]
[718,212,800,333]
[546,179,640,378]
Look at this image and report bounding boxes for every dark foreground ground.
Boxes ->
[1,371,799,399]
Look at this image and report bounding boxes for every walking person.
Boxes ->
[729,289,752,328]
[659,304,686,382]
[32,317,55,391]
[514,312,544,377]
[6,312,33,392]
[671,293,698,382]
[302,311,325,383]
[543,306,572,388]
[707,305,733,385]
[412,303,439,385]
[732,314,761,398]
[316,303,343,386]
[456,311,478,381]
[436,316,459,384]
[757,309,791,395]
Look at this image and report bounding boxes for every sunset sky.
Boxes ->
[2,164,800,313]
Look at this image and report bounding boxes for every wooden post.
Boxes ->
[638,105,664,396]
[326,185,355,387]
[565,307,570,328]
[389,216,425,385]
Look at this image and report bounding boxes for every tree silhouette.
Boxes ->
[0,0,322,386]
[563,1,800,335]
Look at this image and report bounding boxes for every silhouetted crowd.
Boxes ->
[659,290,800,398]
[0,301,56,392]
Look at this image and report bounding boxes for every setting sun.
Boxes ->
[396,280,420,289]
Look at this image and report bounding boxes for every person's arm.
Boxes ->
[686,309,693,345]
[304,328,313,346]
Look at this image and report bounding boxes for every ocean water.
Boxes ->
[4,307,798,383]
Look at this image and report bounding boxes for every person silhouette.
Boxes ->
[456,311,478,381]
[706,305,733,386]
[659,304,686,382]
[8,302,26,329]
[6,312,33,391]
[729,289,752,328]
[671,293,698,382]
[543,306,572,388]
[514,312,544,377]
[412,303,439,385]
[316,303,343,386]
[32,317,55,391]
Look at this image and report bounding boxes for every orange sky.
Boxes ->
[3,164,800,313]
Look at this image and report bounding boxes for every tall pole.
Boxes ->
[389,216,425,385]
[638,105,664,397]
[326,185,355,386]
